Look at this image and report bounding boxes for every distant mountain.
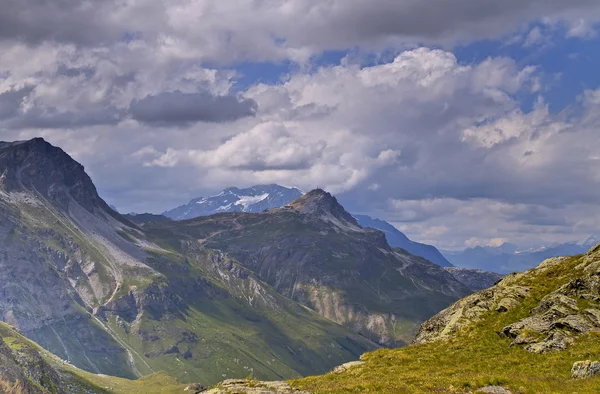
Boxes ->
[354,215,452,267]
[147,189,471,347]
[443,241,592,274]
[163,184,303,220]
[443,267,504,291]
[124,212,171,224]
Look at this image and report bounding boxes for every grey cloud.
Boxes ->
[0,0,122,45]
[129,90,258,127]
[0,86,35,120]
[3,105,125,130]
[56,65,96,78]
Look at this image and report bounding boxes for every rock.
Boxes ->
[203,379,310,393]
[571,360,600,379]
[530,294,578,317]
[584,309,600,325]
[477,386,513,394]
[185,383,208,392]
[495,297,520,313]
[414,284,529,344]
[550,314,595,333]
[332,360,364,373]
[525,332,574,354]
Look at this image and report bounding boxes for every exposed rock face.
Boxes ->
[332,361,364,373]
[413,276,529,344]
[0,138,155,377]
[572,360,600,379]
[203,379,310,394]
[146,191,471,346]
[443,267,504,291]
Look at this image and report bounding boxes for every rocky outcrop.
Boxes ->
[415,249,600,356]
[571,360,600,379]
[203,379,310,394]
[413,275,529,344]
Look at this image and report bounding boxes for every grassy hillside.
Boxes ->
[0,320,193,394]
[291,247,600,393]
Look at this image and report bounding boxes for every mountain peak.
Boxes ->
[0,137,109,214]
[286,189,360,228]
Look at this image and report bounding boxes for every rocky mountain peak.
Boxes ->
[0,137,109,214]
[285,189,360,228]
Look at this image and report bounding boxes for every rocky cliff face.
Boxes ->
[415,245,600,353]
[0,138,155,377]
[146,190,471,346]
[0,138,377,386]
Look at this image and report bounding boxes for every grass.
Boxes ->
[292,255,600,393]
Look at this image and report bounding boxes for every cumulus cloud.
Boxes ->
[1,0,600,63]
[129,90,258,126]
[1,0,600,249]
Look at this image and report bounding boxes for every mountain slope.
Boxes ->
[354,215,452,267]
[0,138,376,386]
[442,267,504,291]
[145,189,471,347]
[292,245,600,393]
[0,321,196,394]
[163,185,303,220]
[443,242,589,273]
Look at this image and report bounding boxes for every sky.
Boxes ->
[1,1,600,250]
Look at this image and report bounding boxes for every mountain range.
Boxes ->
[162,185,304,220]
[442,240,597,274]
[160,184,453,268]
[0,138,473,387]
[1,138,597,393]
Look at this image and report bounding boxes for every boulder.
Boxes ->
[571,360,600,379]
[332,360,364,373]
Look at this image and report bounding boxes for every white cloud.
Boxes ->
[1,0,600,248]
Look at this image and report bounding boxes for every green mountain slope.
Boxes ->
[0,138,376,386]
[0,321,193,394]
[291,245,600,393]
[144,190,471,347]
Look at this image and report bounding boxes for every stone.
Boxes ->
[203,379,310,394]
[571,360,600,379]
[332,360,364,373]
[525,332,574,354]
[495,297,520,313]
[477,386,513,394]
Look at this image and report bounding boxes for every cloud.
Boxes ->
[3,105,125,129]
[129,90,258,126]
[1,0,599,64]
[0,86,34,120]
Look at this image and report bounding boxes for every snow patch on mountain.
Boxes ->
[235,193,270,209]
